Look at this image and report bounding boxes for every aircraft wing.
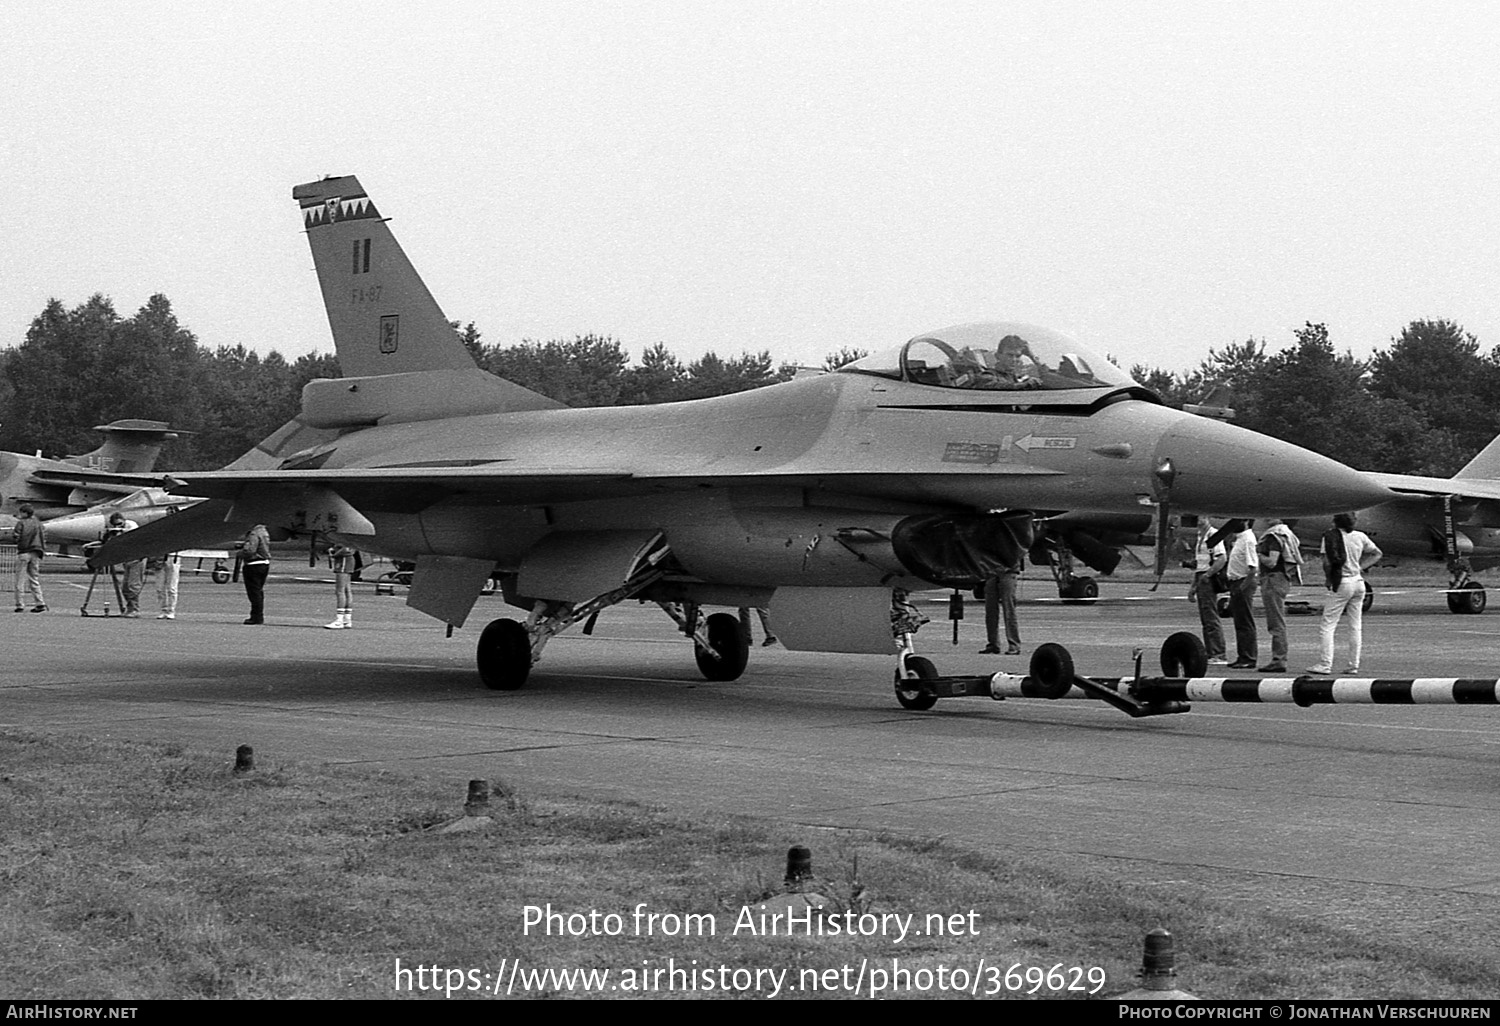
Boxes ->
[90,461,1065,568]
[149,461,1063,502]
[1365,472,1500,504]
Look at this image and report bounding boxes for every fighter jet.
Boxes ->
[0,419,181,519]
[1292,434,1500,614]
[95,175,1393,689]
[41,487,203,555]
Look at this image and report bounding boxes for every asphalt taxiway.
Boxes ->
[5,567,1500,960]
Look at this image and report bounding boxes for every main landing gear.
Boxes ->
[1448,581,1487,614]
[1037,534,1098,603]
[473,584,753,690]
[1441,495,1486,615]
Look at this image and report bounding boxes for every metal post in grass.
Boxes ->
[1114,928,1197,1000]
[465,780,490,816]
[234,745,254,773]
[784,846,813,889]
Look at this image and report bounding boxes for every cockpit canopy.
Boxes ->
[836,322,1137,393]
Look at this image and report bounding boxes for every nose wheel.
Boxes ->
[894,655,939,710]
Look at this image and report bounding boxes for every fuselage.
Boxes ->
[262,370,1392,590]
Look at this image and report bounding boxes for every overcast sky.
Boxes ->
[5,1,1498,374]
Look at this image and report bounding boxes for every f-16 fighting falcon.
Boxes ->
[95,175,1393,691]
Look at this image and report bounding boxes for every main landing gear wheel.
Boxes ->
[1447,581,1487,615]
[1160,631,1208,678]
[1215,595,1231,618]
[894,656,938,710]
[1061,576,1098,603]
[694,612,749,681]
[1028,643,1075,699]
[1362,586,1374,613]
[477,618,532,690]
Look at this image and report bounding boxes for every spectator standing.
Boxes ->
[11,503,48,613]
[1224,519,1260,669]
[1256,518,1303,672]
[105,512,143,618]
[1309,512,1383,675]
[324,542,358,629]
[1189,518,1227,666]
[156,552,181,619]
[240,524,272,625]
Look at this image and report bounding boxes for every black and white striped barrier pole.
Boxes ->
[895,634,1500,718]
[986,673,1500,706]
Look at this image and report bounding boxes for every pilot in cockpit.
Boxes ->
[986,334,1042,389]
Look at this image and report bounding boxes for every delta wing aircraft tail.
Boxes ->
[292,175,562,422]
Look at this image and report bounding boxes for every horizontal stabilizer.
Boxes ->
[1367,471,1500,503]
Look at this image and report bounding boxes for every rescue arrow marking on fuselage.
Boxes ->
[1013,434,1076,452]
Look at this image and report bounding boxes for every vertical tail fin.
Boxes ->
[293,175,477,378]
[66,419,179,474]
[1455,434,1500,481]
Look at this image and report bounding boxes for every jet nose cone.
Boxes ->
[1157,417,1393,516]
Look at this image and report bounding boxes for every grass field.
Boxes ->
[2,728,1496,1000]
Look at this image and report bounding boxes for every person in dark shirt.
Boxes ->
[239,524,272,624]
[11,503,48,613]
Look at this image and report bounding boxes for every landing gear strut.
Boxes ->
[1441,495,1487,615]
[1041,535,1097,603]
[475,540,671,690]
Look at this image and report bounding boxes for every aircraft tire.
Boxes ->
[1362,586,1374,613]
[1159,631,1208,678]
[1028,643,1075,699]
[1215,595,1231,618]
[212,567,230,585]
[477,618,532,690]
[1059,577,1099,604]
[1447,582,1487,615]
[695,612,749,681]
[895,656,939,710]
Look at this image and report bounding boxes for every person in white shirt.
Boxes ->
[1224,519,1260,669]
[156,552,181,619]
[1308,511,1383,675]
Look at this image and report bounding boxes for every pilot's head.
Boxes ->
[996,334,1030,373]
[107,512,125,527]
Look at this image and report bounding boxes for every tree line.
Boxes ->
[1,293,1495,477]
[1129,319,1500,476]
[0,295,801,470]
